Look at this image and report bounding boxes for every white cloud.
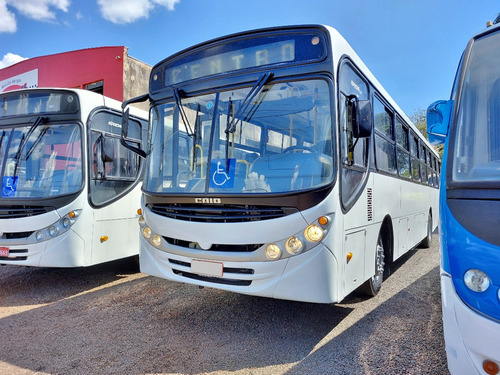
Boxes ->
[98,0,180,24]
[0,0,17,32]
[0,53,28,69]
[6,0,69,21]
[75,10,83,20]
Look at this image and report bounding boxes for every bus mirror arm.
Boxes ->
[121,107,147,158]
[426,99,453,145]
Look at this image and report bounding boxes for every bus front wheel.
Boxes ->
[360,234,385,297]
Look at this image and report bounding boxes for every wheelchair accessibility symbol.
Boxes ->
[210,159,235,189]
[2,176,18,197]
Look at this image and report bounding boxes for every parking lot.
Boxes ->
[0,235,448,375]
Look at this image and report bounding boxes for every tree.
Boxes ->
[410,108,444,159]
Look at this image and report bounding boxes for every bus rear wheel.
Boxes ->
[420,212,432,248]
[360,235,385,297]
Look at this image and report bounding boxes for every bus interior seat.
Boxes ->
[249,151,321,191]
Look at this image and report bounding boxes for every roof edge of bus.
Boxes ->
[0,87,147,118]
[151,24,332,70]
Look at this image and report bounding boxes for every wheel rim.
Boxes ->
[372,237,385,291]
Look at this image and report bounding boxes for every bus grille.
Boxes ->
[148,203,289,223]
[0,206,51,219]
[169,259,253,286]
[163,236,263,252]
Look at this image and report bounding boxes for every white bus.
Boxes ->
[0,88,146,267]
[123,25,439,303]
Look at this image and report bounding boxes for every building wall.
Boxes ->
[0,46,151,106]
[123,49,151,111]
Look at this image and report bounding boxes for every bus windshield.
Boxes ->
[452,30,500,183]
[145,78,334,194]
[0,122,82,198]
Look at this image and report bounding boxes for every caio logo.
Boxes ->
[195,198,222,204]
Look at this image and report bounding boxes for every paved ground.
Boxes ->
[0,234,448,375]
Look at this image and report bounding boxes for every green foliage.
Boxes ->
[410,108,444,159]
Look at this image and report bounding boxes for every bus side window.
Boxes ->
[89,111,141,206]
[373,96,396,174]
[396,118,411,179]
[339,61,370,209]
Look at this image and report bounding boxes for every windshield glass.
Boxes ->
[0,122,82,198]
[145,78,334,194]
[452,30,500,183]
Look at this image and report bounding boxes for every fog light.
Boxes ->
[49,226,58,237]
[142,226,152,239]
[305,224,323,242]
[151,234,161,247]
[483,360,499,375]
[266,244,281,260]
[138,215,146,227]
[464,269,490,292]
[35,231,44,241]
[62,217,71,228]
[285,236,303,255]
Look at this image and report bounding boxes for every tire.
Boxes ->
[360,234,385,297]
[420,212,432,248]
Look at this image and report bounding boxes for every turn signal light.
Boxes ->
[100,236,108,243]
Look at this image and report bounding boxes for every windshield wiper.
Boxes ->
[225,72,273,134]
[26,126,49,161]
[12,116,47,177]
[191,103,201,173]
[172,87,194,136]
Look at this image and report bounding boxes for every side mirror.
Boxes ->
[121,94,149,158]
[426,99,453,145]
[348,96,372,138]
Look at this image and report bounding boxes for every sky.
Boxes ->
[0,0,498,117]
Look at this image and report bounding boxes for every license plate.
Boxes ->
[0,247,9,257]
[191,259,223,277]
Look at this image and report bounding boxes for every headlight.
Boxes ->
[285,236,303,255]
[138,215,146,227]
[151,234,161,247]
[305,224,324,242]
[35,231,44,241]
[49,226,58,237]
[464,269,490,292]
[142,227,152,239]
[265,244,281,260]
[62,217,71,228]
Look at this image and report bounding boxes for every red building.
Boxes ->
[0,46,151,107]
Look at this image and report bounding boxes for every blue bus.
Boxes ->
[427,21,500,375]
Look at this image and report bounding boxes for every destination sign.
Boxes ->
[154,31,326,89]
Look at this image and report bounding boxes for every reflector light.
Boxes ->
[483,360,499,375]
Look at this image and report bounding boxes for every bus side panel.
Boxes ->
[91,187,141,264]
